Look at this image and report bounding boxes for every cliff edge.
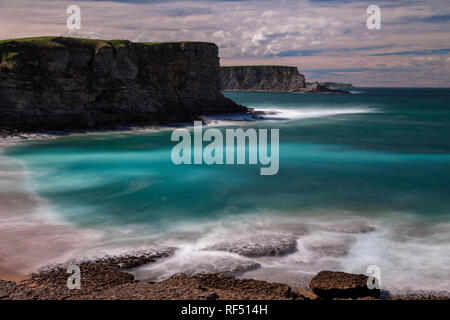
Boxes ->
[0,37,247,131]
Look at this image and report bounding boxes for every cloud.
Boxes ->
[0,0,449,86]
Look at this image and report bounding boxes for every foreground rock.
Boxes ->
[204,233,297,257]
[309,270,380,300]
[5,248,174,300]
[0,280,16,299]
[0,37,248,132]
[78,274,295,300]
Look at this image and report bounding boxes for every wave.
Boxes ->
[124,211,450,293]
[202,106,377,125]
[255,107,377,121]
[0,150,103,276]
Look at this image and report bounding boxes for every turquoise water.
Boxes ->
[2,88,450,291]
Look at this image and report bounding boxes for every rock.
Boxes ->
[206,292,219,300]
[0,37,248,132]
[221,66,306,92]
[77,274,293,300]
[301,82,350,94]
[0,279,16,299]
[309,270,380,300]
[204,233,297,257]
[306,82,353,89]
[324,223,375,234]
[221,66,350,94]
[6,249,173,300]
[291,288,322,301]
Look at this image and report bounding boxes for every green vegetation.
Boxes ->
[0,36,57,44]
[0,36,215,47]
[222,65,297,69]
[140,41,215,46]
[0,51,19,69]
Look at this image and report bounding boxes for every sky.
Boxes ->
[1,0,449,87]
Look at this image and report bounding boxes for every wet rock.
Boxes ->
[0,279,16,299]
[309,270,380,300]
[204,233,297,257]
[78,274,293,300]
[291,288,322,301]
[306,243,349,257]
[324,223,375,234]
[388,289,450,300]
[6,249,174,300]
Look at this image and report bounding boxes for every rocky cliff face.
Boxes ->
[221,66,306,92]
[0,37,247,131]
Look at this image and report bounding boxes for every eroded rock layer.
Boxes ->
[0,37,247,131]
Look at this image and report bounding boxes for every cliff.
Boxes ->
[221,66,306,92]
[0,37,247,131]
[306,82,353,89]
[221,66,349,93]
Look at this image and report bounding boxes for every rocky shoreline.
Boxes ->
[1,250,447,300]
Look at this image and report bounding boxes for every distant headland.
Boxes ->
[221,65,351,94]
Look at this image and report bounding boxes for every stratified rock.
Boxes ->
[309,270,380,300]
[306,82,353,89]
[76,274,293,300]
[204,233,297,257]
[7,249,174,300]
[301,82,349,94]
[0,279,16,299]
[0,37,247,132]
[221,66,306,92]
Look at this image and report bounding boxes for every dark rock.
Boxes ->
[78,274,293,300]
[0,37,248,132]
[6,249,174,300]
[309,270,380,300]
[204,233,297,257]
[0,279,16,299]
[306,82,353,89]
[291,288,322,301]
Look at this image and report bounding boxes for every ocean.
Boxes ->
[1,88,449,292]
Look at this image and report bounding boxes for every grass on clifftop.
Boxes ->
[0,36,215,47]
[222,65,298,69]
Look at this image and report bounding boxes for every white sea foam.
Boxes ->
[202,106,377,126]
[1,153,449,293]
[124,211,450,293]
[254,107,377,121]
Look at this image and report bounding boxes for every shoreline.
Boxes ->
[1,111,449,300]
[1,250,448,300]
